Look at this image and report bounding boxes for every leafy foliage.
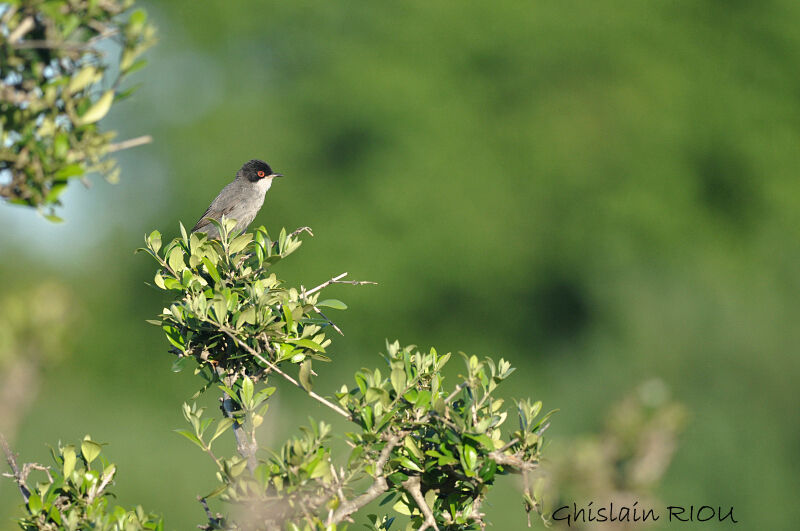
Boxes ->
[0,0,155,218]
[139,222,553,530]
[7,435,162,531]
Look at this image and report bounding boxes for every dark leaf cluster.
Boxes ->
[0,0,155,218]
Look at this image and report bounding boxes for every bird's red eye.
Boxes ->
[257,170,265,177]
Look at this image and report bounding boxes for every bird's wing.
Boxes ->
[192,186,237,233]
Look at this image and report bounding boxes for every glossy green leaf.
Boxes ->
[174,429,204,450]
[288,338,326,352]
[209,418,235,444]
[62,446,76,478]
[201,256,221,284]
[81,439,102,464]
[27,492,42,515]
[241,376,254,407]
[317,299,348,310]
[390,368,407,394]
[167,246,185,272]
[229,234,253,254]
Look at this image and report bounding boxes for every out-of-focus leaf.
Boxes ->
[68,65,97,94]
[299,359,313,391]
[78,90,114,125]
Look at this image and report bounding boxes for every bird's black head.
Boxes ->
[238,159,283,183]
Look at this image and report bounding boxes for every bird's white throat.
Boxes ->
[255,177,273,196]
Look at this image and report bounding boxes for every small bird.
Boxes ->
[192,159,283,239]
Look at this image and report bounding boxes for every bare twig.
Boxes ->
[105,135,152,153]
[445,382,468,404]
[198,496,223,529]
[329,465,348,511]
[87,465,115,503]
[7,16,34,43]
[303,272,376,298]
[328,431,407,525]
[199,496,214,520]
[304,272,347,296]
[221,329,352,420]
[85,20,120,43]
[488,450,537,471]
[312,305,344,336]
[0,433,30,503]
[403,475,440,531]
[12,40,95,51]
[495,437,519,453]
[471,496,486,529]
[21,463,53,484]
[289,226,313,239]
[523,469,533,527]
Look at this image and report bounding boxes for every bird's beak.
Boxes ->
[270,173,284,178]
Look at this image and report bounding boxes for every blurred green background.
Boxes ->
[2,0,799,529]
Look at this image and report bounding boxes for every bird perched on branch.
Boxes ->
[192,159,283,239]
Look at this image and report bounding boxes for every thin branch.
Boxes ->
[488,450,537,471]
[105,135,152,153]
[12,40,96,51]
[471,495,487,529]
[21,463,52,484]
[198,496,223,529]
[312,305,344,336]
[221,329,352,420]
[403,475,440,531]
[495,437,519,453]
[199,496,214,520]
[303,272,376,298]
[304,272,346,296]
[328,431,407,525]
[85,21,120,44]
[330,465,348,511]
[0,433,30,503]
[523,469,533,527]
[7,16,34,43]
[289,226,313,239]
[445,382,468,404]
[87,465,115,504]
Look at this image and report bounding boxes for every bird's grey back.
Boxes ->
[192,177,271,239]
